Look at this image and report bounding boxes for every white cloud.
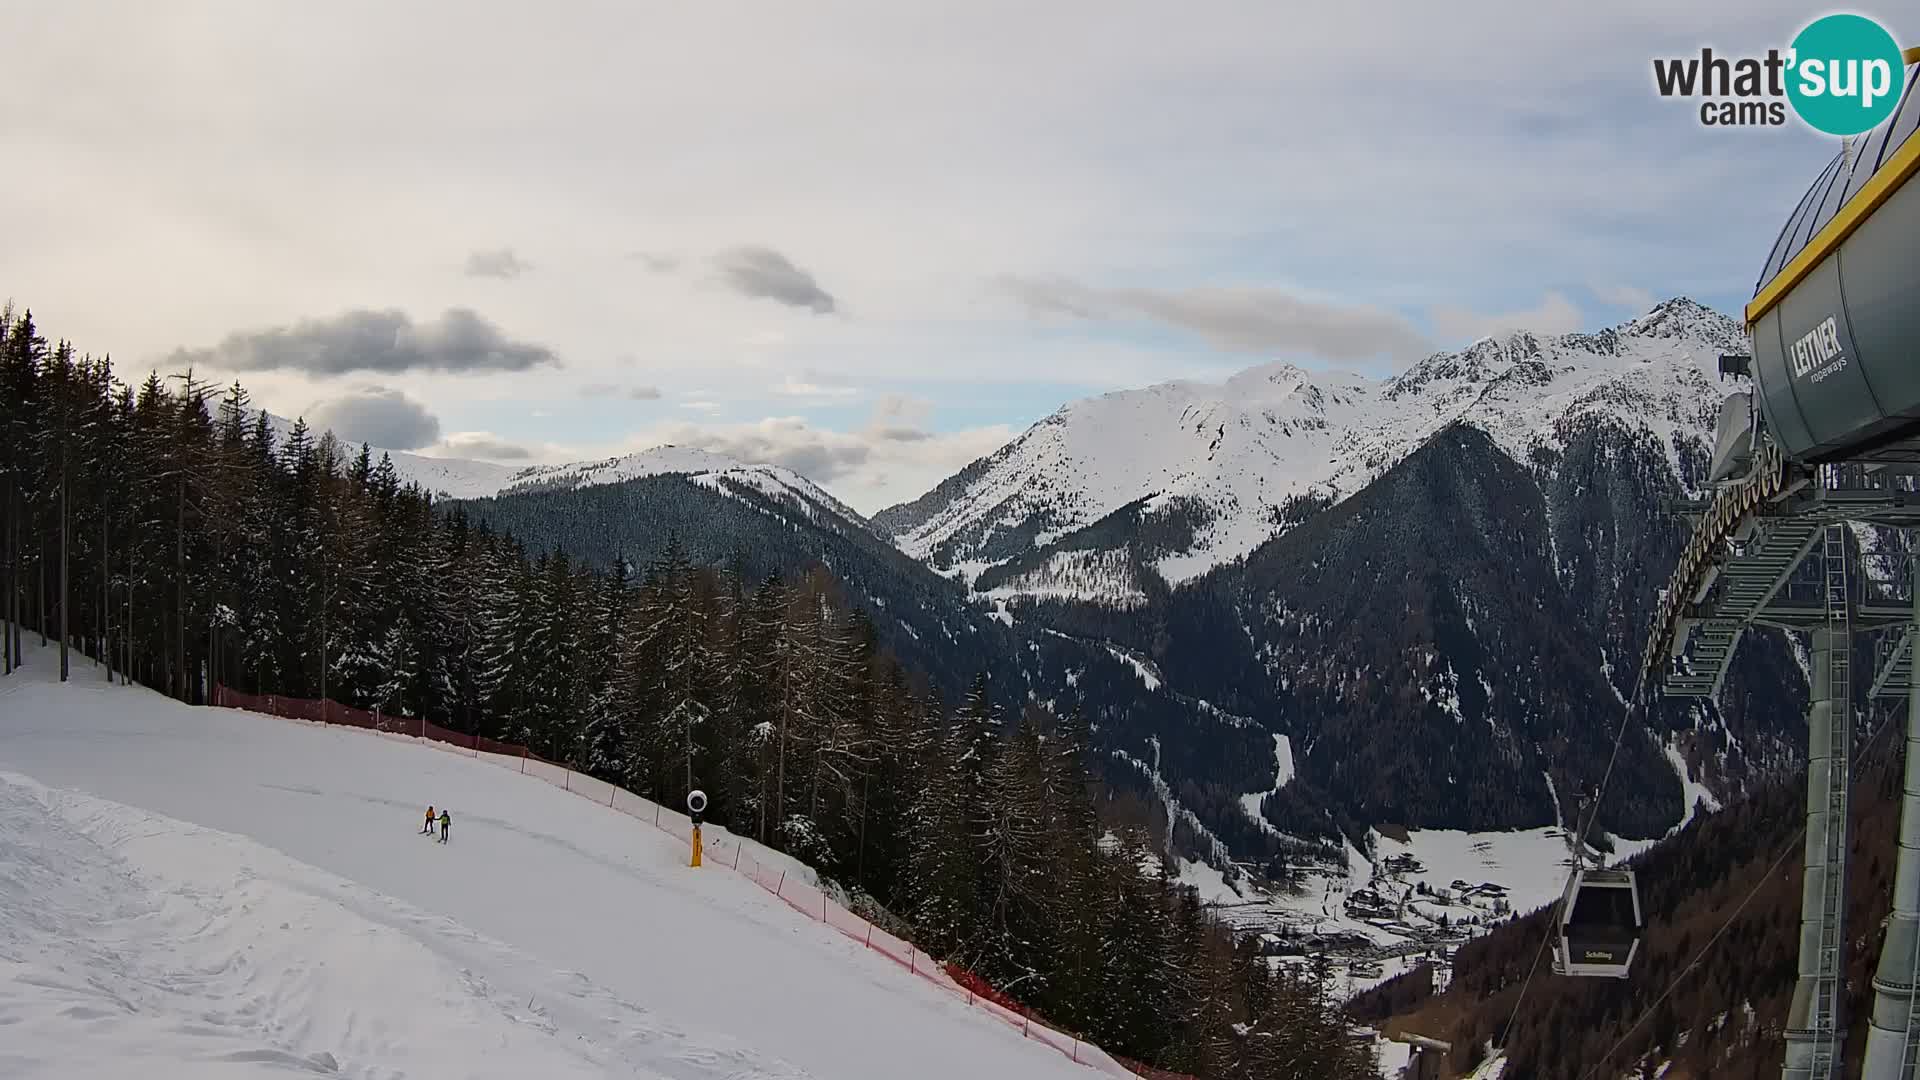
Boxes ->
[773,374,860,399]
[439,431,536,460]
[610,398,1013,513]
[582,382,663,400]
[2,1,1825,495]
[1591,283,1656,311]
[1429,291,1586,344]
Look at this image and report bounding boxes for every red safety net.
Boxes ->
[209,684,1194,1080]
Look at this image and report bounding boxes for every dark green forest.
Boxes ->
[0,305,1380,1080]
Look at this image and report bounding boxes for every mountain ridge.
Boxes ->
[255,407,862,527]
[876,297,1746,602]
[271,297,1801,872]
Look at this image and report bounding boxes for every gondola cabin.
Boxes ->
[1552,868,1643,978]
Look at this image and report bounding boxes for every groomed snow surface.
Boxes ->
[1370,827,1576,920]
[0,651,1102,1080]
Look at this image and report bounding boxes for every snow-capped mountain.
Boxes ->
[877,298,1746,601]
[495,446,869,527]
[257,410,863,529]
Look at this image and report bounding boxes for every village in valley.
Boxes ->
[1187,826,1571,1005]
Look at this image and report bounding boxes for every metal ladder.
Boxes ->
[1812,521,1854,1078]
[1900,542,1920,1077]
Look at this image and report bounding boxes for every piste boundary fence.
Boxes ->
[211,685,1194,1080]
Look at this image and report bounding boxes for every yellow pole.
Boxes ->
[691,823,703,867]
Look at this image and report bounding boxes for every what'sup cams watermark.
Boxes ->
[1653,13,1907,135]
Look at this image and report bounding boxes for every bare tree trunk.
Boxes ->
[207,534,219,699]
[775,643,791,846]
[101,503,111,681]
[4,477,13,675]
[176,476,186,702]
[38,532,48,646]
[320,560,329,706]
[857,768,869,888]
[58,464,68,682]
[14,496,23,670]
[124,538,134,686]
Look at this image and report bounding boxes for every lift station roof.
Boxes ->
[1749,53,1920,465]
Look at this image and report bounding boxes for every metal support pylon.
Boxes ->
[1864,538,1920,1080]
[1785,522,1854,1080]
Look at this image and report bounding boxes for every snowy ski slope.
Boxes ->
[0,653,1100,1080]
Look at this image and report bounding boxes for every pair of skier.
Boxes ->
[421,804,450,843]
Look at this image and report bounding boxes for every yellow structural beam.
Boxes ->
[1747,61,1920,327]
[1907,46,1920,64]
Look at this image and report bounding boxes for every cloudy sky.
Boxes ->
[5,1,1865,511]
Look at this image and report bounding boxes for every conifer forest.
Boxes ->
[0,306,1382,1079]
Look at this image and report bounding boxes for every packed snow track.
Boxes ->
[0,659,1097,1080]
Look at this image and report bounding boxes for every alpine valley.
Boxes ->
[344,298,1814,890]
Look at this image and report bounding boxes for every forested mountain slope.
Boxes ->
[1353,713,1910,1079]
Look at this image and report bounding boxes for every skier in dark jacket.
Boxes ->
[439,809,451,843]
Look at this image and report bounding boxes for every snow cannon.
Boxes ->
[1743,51,1920,469]
[687,790,707,868]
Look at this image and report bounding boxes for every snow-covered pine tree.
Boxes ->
[473,535,535,739]
[1093,825,1179,1063]
[516,549,584,757]
[905,696,976,958]
[969,705,1056,989]
[578,556,633,776]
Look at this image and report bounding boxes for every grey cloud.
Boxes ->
[998,275,1432,365]
[631,406,1013,508]
[712,246,836,314]
[671,419,871,481]
[441,432,535,460]
[581,382,663,400]
[465,248,531,278]
[305,386,441,450]
[631,252,681,273]
[171,308,559,377]
[866,395,933,442]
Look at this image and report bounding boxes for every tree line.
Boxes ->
[0,306,1379,1079]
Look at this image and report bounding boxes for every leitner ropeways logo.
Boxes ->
[1653,13,1906,135]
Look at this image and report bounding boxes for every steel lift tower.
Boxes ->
[1639,50,1920,1080]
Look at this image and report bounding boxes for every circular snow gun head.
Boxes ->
[687,789,707,824]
